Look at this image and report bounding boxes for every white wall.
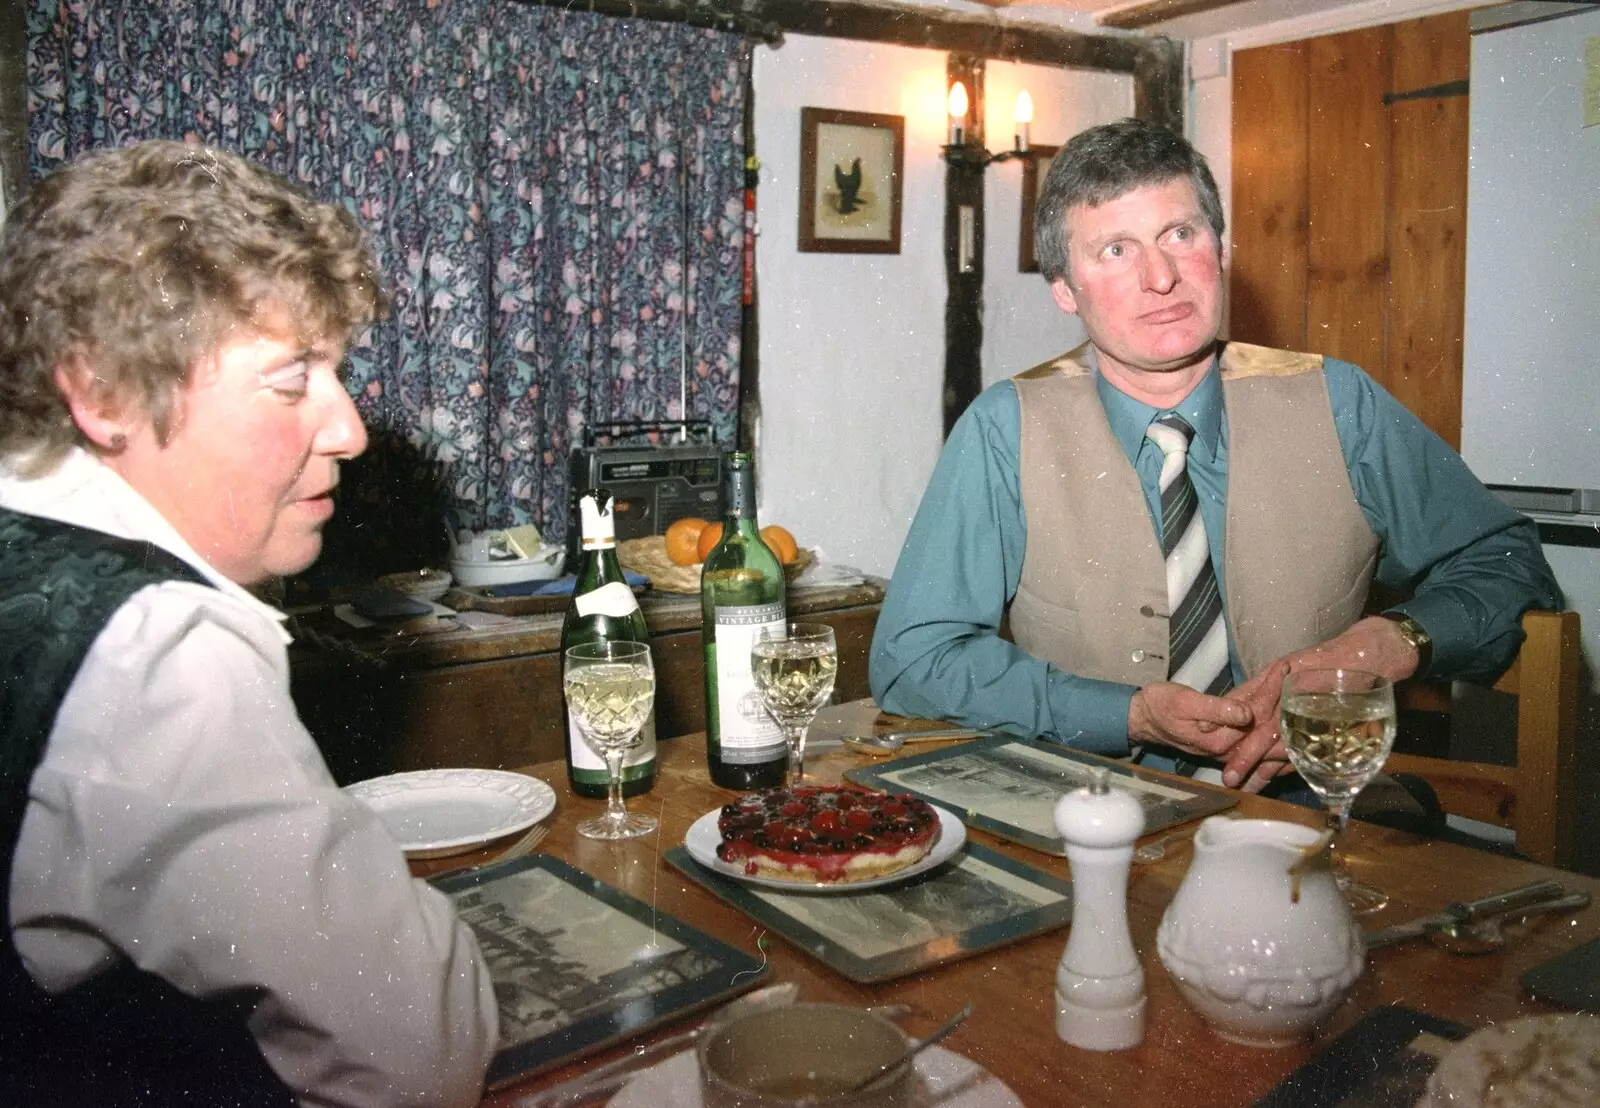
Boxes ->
[1460,6,1600,490]
[752,35,950,579]
[753,36,1132,577]
[981,61,1132,388]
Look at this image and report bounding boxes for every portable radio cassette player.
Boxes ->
[568,420,724,551]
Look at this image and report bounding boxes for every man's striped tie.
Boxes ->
[1145,415,1232,697]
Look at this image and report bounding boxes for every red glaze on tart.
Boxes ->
[715,784,942,883]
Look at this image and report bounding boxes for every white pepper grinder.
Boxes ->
[1054,768,1146,1050]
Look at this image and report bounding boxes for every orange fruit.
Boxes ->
[664,517,708,566]
[761,524,799,565]
[695,521,725,562]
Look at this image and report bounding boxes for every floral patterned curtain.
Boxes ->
[27,0,749,575]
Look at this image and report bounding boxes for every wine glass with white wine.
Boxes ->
[1279,667,1398,914]
[751,622,839,783]
[564,641,657,840]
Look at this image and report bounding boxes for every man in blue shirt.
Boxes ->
[868,119,1558,792]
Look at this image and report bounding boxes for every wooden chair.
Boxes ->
[1386,609,1583,869]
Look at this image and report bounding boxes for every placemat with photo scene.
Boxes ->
[666,841,1074,983]
[432,854,769,1090]
[1254,1006,1467,1108]
[847,736,1236,855]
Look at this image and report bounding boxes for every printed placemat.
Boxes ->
[432,854,769,1089]
[848,736,1235,855]
[666,841,1073,983]
[1254,1006,1468,1108]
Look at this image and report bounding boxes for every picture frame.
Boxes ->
[432,854,768,1089]
[799,107,904,254]
[666,842,1074,984]
[847,736,1236,856]
[1019,144,1059,273]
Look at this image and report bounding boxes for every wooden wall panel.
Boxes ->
[1229,43,1309,350]
[1230,13,1470,447]
[1388,11,1470,448]
[1306,26,1392,380]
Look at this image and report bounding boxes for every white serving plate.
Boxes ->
[344,769,555,859]
[449,546,565,588]
[683,805,966,893]
[607,1044,1022,1108]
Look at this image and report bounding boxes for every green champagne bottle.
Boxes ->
[701,452,787,789]
[562,488,657,797]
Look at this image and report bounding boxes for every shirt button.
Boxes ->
[1139,605,1155,617]
[1131,649,1147,663]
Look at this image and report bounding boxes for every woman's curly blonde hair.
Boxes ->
[0,140,386,472]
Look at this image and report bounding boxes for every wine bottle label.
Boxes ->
[712,601,786,760]
[573,580,639,619]
[569,712,657,771]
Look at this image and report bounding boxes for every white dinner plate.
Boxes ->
[344,769,556,859]
[683,804,966,893]
[607,1044,1023,1108]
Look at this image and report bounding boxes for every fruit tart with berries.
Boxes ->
[715,784,942,884]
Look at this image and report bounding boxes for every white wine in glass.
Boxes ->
[1280,667,1397,914]
[564,641,657,840]
[751,622,838,782]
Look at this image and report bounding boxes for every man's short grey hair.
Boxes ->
[1033,118,1225,284]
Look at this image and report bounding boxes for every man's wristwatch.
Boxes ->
[1381,613,1432,677]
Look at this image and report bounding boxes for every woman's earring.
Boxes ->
[108,432,127,452]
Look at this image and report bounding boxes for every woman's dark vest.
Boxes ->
[0,507,295,1108]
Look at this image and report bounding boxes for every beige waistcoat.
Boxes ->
[1009,341,1378,686]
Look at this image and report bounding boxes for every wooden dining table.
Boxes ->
[412,728,1600,1108]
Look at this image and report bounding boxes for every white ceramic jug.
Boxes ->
[1155,818,1363,1047]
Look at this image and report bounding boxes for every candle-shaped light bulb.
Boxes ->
[1014,90,1033,153]
[947,81,969,146]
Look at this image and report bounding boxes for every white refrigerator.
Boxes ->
[1461,5,1600,870]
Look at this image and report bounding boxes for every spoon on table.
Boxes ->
[841,728,991,756]
[1426,890,1592,956]
[842,1003,974,1094]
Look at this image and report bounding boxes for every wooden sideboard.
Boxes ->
[290,581,885,784]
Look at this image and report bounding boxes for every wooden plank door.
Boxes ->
[1229,12,1470,448]
[1230,42,1309,351]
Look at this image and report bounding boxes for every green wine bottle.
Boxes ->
[701,452,787,789]
[562,488,656,798]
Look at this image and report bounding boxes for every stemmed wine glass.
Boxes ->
[1279,667,1398,914]
[564,641,657,840]
[751,622,839,782]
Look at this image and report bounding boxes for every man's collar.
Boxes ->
[1094,350,1224,464]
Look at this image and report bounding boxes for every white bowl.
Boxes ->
[449,547,565,588]
[376,569,453,603]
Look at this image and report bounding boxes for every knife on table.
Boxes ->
[1364,880,1570,951]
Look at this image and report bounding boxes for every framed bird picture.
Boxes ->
[798,107,904,254]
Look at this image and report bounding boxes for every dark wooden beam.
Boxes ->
[0,0,25,210]
[1097,0,1245,31]
[1133,35,1185,132]
[943,55,986,440]
[754,0,1146,70]
[761,0,1184,132]
[507,0,1180,89]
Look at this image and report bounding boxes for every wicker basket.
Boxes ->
[617,535,813,595]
